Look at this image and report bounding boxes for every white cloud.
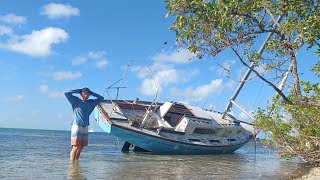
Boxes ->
[140,79,159,96]
[152,48,196,64]
[132,62,198,96]
[88,51,106,59]
[132,63,164,79]
[0,25,13,35]
[72,56,87,65]
[139,68,179,96]
[72,51,109,69]
[42,3,80,19]
[132,48,199,97]
[169,79,224,102]
[96,59,108,68]
[0,13,26,25]
[1,94,24,103]
[38,84,64,98]
[49,71,82,80]
[1,27,68,57]
[132,63,173,79]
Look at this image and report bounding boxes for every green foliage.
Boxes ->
[311,61,320,77]
[165,0,320,60]
[255,83,320,165]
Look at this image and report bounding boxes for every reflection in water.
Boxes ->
[68,161,86,180]
[107,154,247,180]
[86,146,300,180]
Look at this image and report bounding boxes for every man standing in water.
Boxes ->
[65,87,104,161]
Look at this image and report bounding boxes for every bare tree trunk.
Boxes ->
[288,47,302,98]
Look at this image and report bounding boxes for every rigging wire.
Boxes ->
[116,60,133,101]
[253,81,264,109]
[148,66,159,107]
[103,60,133,117]
[142,66,159,128]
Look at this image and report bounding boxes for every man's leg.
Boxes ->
[75,126,88,160]
[70,146,79,161]
[75,146,84,160]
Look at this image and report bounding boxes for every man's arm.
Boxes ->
[90,91,104,101]
[65,89,81,105]
[86,90,104,112]
[88,90,104,108]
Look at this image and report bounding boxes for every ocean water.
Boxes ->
[0,128,302,180]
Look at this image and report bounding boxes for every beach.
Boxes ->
[295,167,320,180]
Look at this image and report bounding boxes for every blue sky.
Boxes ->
[0,1,318,130]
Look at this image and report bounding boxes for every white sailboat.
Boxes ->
[93,14,286,155]
[94,99,256,154]
[88,118,94,133]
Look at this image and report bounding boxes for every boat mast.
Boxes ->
[278,64,292,91]
[222,14,285,119]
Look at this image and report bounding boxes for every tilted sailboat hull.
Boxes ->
[94,100,255,155]
[109,125,248,154]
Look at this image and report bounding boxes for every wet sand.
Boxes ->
[288,164,320,180]
[294,167,320,180]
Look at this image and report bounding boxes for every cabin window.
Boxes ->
[227,139,236,142]
[209,140,220,143]
[164,113,184,127]
[188,139,201,142]
[163,103,194,127]
[193,128,215,134]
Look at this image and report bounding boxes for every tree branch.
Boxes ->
[231,47,293,105]
[288,46,302,97]
[263,6,282,29]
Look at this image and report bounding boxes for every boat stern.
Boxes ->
[94,106,112,133]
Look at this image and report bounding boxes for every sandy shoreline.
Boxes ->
[294,167,320,180]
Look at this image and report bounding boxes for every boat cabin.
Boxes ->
[155,102,229,135]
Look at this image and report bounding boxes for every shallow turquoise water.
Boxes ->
[0,128,301,179]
